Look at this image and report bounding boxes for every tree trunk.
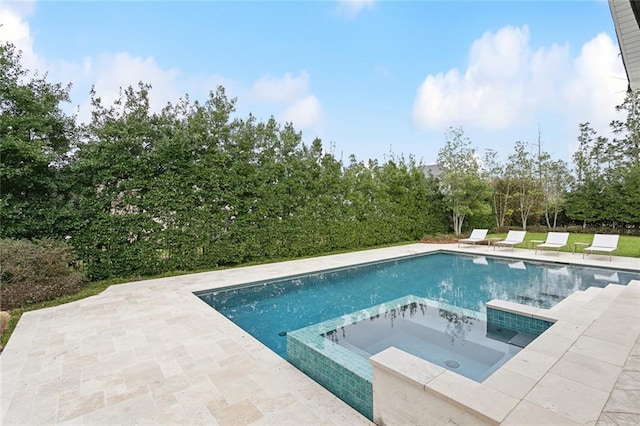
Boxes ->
[520,200,528,231]
[453,212,465,236]
[545,206,552,229]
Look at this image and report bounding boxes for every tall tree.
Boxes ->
[437,127,491,235]
[482,149,513,228]
[567,93,640,229]
[606,90,640,226]
[540,159,571,229]
[565,123,606,228]
[608,89,640,169]
[0,42,77,238]
[506,141,541,230]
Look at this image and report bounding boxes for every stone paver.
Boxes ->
[1,243,639,425]
[598,335,640,425]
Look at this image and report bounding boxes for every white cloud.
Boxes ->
[282,95,323,131]
[0,2,38,70]
[1,4,190,123]
[336,0,375,19]
[251,72,309,105]
[1,2,251,129]
[1,4,323,134]
[250,71,324,133]
[71,53,183,124]
[412,25,627,139]
[563,33,628,132]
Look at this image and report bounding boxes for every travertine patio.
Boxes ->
[1,243,639,425]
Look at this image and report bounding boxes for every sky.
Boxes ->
[0,0,629,165]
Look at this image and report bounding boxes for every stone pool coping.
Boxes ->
[1,243,639,425]
[371,277,640,425]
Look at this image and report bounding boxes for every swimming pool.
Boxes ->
[319,298,523,382]
[197,251,640,359]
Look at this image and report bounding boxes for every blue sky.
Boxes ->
[0,0,628,165]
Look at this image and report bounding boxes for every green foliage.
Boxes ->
[506,141,543,230]
[483,149,514,228]
[5,40,638,286]
[609,90,640,169]
[566,92,640,229]
[540,158,571,229]
[0,239,85,310]
[62,82,449,280]
[437,127,492,235]
[0,43,78,239]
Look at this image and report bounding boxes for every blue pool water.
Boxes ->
[197,252,640,358]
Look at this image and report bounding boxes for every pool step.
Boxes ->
[584,286,603,297]
[499,281,640,425]
[550,289,595,312]
[550,284,626,324]
[508,332,537,348]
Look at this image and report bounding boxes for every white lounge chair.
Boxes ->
[457,229,488,247]
[535,232,569,255]
[584,234,619,261]
[493,230,527,251]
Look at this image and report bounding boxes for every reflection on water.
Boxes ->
[594,271,619,282]
[439,307,475,343]
[320,299,520,382]
[198,252,640,358]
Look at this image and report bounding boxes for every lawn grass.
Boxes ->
[487,232,640,258]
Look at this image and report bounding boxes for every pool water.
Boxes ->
[197,252,640,358]
[321,299,524,382]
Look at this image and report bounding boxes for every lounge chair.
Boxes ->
[584,234,619,261]
[493,230,527,251]
[535,232,569,255]
[457,229,488,247]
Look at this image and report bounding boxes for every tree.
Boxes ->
[540,159,570,229]
[606,90,640,226]
[609,89,640,169]
[573,122,599,184]
[436,127,491,235]
[566,92,640,229]
[482,149,513,228]
[506,141,541,230]
[565,123,607,228]
[0,42,77,238]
